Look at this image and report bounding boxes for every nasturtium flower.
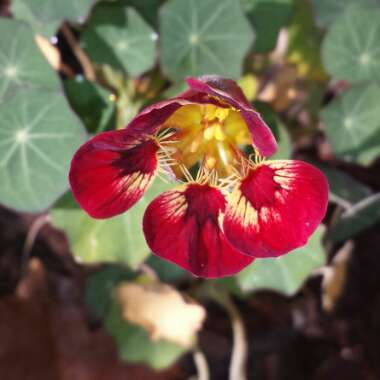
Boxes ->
[69,76,328,278]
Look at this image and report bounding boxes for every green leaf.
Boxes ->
[330,194,380,242]
[312,0,379,29]
[0,89,86,212]
[0,19,60,101]
[321,83,380,165]
[85,264,136,320]
[159,0,254,81]
[243,0,294,53]
[64,76,116,133]
[105,303,186,369]
[320,166,372,205]
[11,0,98,37]
[253,102,291,159]
[236,226,326,296]
[322,7,380,83]
[50,177,173,269]
[287,0,327,81]
[82,4,157,77]
[124,0,164,27]
[145,255,188,283]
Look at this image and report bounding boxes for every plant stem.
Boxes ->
[61,22,96,81]
[192,348,210,380]
[21,214,50,275]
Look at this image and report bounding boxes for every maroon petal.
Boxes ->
[69,130,159,219]
[186,76,278,157]
[143,183,254,278]
[223,160,329,258]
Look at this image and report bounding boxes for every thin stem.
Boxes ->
[210,289,248,380]
[192,348,210,380]
[21,214,50,275]
[61,22,96,81]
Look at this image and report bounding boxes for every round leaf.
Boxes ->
[236,226,326,296]
[0,89,86,212]
[11,0,99,36]
[0,19,60,101]
[82,4,157,77]
[312,0,379,29]
[321,83,380,165]
[159,0,255,81]
[51,177,173,269]
[322,7,380,83]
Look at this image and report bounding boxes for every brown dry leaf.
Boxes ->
[257,65,300,112]
[35,34,61,70]
[322,241,353,312]
[116,282,206,347]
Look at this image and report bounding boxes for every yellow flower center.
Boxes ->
[160,104,250,178]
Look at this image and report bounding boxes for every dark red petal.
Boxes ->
[125,96,227,136]
[223,160,329,258]
[186,76,278,157]
[143,183,254,278]
[69,130,159,219]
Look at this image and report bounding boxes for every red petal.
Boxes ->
[143,183,254,278]
[186,76,278,157]
[69,130,159,219]
[223,160,328,257]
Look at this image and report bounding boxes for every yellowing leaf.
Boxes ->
[116,283,206,347]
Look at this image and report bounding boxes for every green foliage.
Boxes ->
[330,194,380,242]
[11,0,98,37]
[146,255,188,283]
[64,76,116,133]
[287,0,327,81]
[0,19,60,101]
[105,303,186,369]
[254,102,291,159]
[244,0,294,53]
[0,90,86,212]
[236,227,326,296]
[81,3,157,77]
[85,264,136,320]
[322,167,372,205]
[322,7,380,83]
[50,177,173,269]
[321,84,380,165]
[312,0,379,29]
[159,0,254,81]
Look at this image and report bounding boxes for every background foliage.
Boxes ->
[1,0,380,378]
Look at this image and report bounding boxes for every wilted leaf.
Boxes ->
[105,303,187,369]
[329,193,380,242]
[159,0,254,81]
[236,226,326,296]
[116,282,206,347]
[322,241,353,312]
[51,177,173,268]
[0,89,86,212]
[82,4,157,77]
[321,83,380,165]
[0,19,60,101]
[322,7,380,83]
